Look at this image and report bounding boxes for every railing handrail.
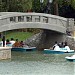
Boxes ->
[0,12,67,21]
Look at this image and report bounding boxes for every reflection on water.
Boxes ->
[0,51,75,75]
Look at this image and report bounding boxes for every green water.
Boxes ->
[0,51,75,75]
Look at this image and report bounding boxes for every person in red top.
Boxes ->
[6,39,11,45]
[20,41,24,47]
[6,39,11,47]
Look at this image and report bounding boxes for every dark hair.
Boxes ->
[64,42,67,46]
[6,39,9,42]
[11,38,14,40]
[16,39,18,41]
[55,41,57,44]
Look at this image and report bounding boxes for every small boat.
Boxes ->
[44,48,74,54]
[65,55,75,61]
[11,47,36,52]
[44,49,64,54]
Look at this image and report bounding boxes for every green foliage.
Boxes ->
[71,0,75,9]
[0,0,32,12]
[32,0,40,12]
[3,31,34,41]
[0,0,75,16]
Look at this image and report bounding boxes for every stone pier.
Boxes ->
[0,47,11,60]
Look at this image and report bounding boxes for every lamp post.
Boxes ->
[40,0,53,14]
[40,0,44,13]
[46,0,53,14]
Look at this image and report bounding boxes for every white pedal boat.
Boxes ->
[65,55,75,61]
[44,48,74,54]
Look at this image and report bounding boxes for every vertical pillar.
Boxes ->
[3,35,5,47]
[16,17,18,22]
[24,16,26,22]
[40,16,43,22]
[32,16,35,22]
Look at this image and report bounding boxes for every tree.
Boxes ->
[58,0,75,17]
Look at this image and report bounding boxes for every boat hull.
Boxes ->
[44,49,64,54]
[65,56,75,62]
[44,49,74,54]
[11,47,36,52]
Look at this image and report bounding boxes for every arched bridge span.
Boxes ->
[0,12,67,33]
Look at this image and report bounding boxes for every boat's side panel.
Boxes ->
[44,49,74,54]
[11,47,36,52]
[66,58,75,62]
[44,50,64,54]
[11,48,26,51]
[65,56,75,62]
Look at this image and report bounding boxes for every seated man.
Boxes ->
[64,42,70,51]
[54,44,60,51]
[13,39,20,47]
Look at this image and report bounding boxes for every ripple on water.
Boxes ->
[0,51,74,75]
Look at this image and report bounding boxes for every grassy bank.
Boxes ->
[0,31,34,41]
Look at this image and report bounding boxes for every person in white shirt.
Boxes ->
[10,38,15,46]
[64,42,70,51]
[54,44,60,51]
[53,41,58,49]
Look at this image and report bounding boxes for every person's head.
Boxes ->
[21,41,23,42]
[61,42,63,45]
[16,39,18,42]
[11,38,14,40]
[55,41,57,44]
[64,42,67,46]
[6,39,9,42]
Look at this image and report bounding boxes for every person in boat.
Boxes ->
[59,42,64,48]
[64,42,70,51]
[13,39,20,47]
[10,38,15,46]
[20,41,24,47]
[54,43,60,51]
[53,41,58,49]
[6,39,11,47]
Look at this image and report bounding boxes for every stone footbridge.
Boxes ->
[0,12,67,33]
[0,12,74,49]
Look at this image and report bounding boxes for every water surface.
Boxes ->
[0,51,75,75]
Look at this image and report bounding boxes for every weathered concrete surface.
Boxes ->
[0,47,11,60]
[65,36,75,50]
